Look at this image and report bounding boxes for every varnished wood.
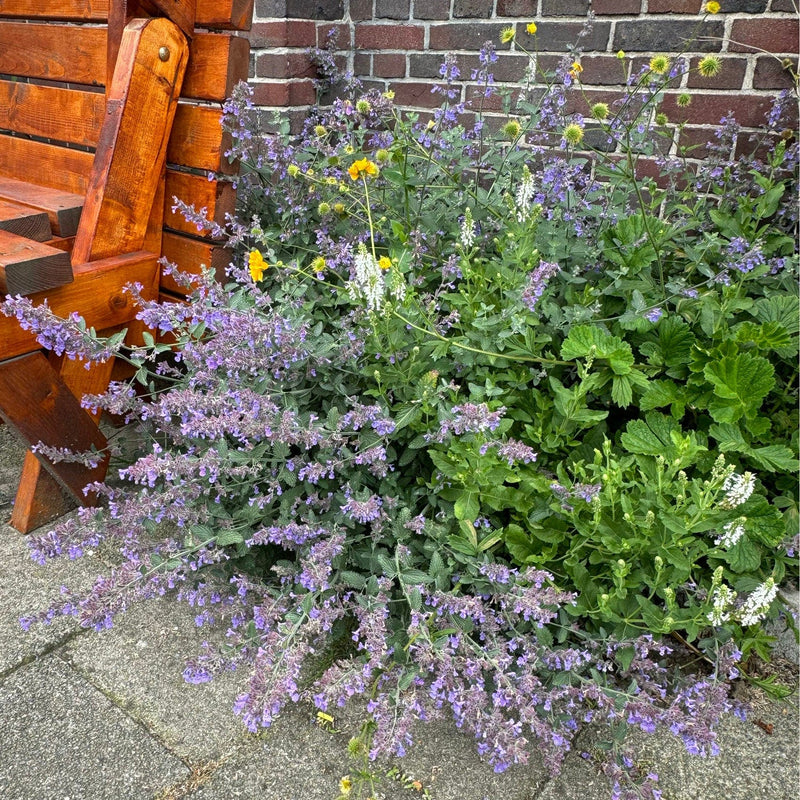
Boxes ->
[0,201,52,243]
[72,17,189,264]
[161,231,230,294]
[164,170,236,238]
[0,135,93,195]
[0,79,104,149]
[10,451,75,534]
[0,26,246,100]
[0,251,159,360]
[1,0,254,30]
[0,230,74,296]
[0,353,109,506]
[169,105,233,173]
[0,176,85,236]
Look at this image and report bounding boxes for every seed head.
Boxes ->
[500,26,515,44]
[591,102,610,120]
[649,55,670,75]
[563,122,584,145]
[698,55,722,78]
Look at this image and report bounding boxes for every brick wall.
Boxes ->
[247,1,798,147]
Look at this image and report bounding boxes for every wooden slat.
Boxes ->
[164,170,235,238]
[10,450,75,533]
[0,352,108,506]
[160,230,229,293]
[0,176,84,237]
[72,16,189,264]
[169,105,233,173]
[0,251,159,361]
[0,79,104,149]
[0,135,93,195]
[0,24,248,102]
[0,230,73,296]
[1,0,254,30]
[0,201,51,242]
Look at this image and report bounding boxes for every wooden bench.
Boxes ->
[0,0,253,532]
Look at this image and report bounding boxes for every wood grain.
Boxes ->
[1,0,254,30]
[10,451,75,533]
[0,201,51,242]
[160,230,230,294]
[0,176,84,237]
[0,251,159,360]
[0,230,74,296]
[164,170,235,238]
[0,23,249,102]
[72,17,189,264]
[0,352,108,505]
[0,136,93,196]
[169,104,233,173]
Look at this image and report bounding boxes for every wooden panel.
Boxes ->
[0,23,105,86]
[0,176,84,236]
[10,450,75,533]
[0,24,248,102]
[0,135,93,195]
[2,0,254,30]
[0,251,159,361]
[160,230,229,293]
[0,230,73,296]
[163,170,235,238]
[169,104,233,173]
[184,33,250,102]
[0,80,104,148]
[0,201,51,242]
[72,16,189,264]
[0,352,108,505]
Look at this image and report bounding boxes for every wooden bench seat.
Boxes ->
[0,0,253,532]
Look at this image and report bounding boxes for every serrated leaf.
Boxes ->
[377,553,397,577]
[392,402,422,433]
[454,491,480,522]
[561,325,633,373]
[742,496,785,546]
[339,570,367,589]
[611,375,633,408]
[724,536,761,573]
[429,551,446,579]
[504,524,536,564]
[748,445,799,473]
[407,587,422,611]
[657,316,695,369]
[709,422,749,453]
[620,412,680,456]
[401,568,432,584]
[703,353,774,423]
[215,530,245,546]
[640,379,686,417]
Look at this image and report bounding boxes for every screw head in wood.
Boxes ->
[158,46,170,62]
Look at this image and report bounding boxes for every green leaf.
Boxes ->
[454,491,480,522]
[640,379,686,417]
[748,445,798,473]
[504,524,536,564]
[742,496,785,546]
[724,536,761,574]
[339,570,367,589]
[215,530,245,546]
[709,422,749,453]
[621,412,680,456]
[703,353,775,423]
[392,402,422,433]
[611,375,633,408]
[561,325,634,374]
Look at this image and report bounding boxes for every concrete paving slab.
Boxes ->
[65,597,249,762]
[538,695,800,800]
[0,654,188,800]
[188,704,548,800]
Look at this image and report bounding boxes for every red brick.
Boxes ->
[519,20,612,51]
[729,19,799,55]
[676,126,719,160]
[661,92,775,127]
[577,55,632,85]
[373,53,407,77]
[771,0,796,9]
[250,79,316,107]
[454,0,495,16]
[317,23,353,48]
[648,0,701,12]
[256,52,316,79]
[541,0,590,15]
[249,20,316,48]
[752,55,798,89]
[389,81,443,108]
[413,0,450,19]
[686,56,748,90]
[465,85,521,111]
[376,0,410,18]
[591,0,641,13]
[353,53,371,75]
[355,23,424,49]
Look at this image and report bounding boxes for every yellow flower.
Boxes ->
[526,22,537,35]
[649,55,670,75]
[563,122,584,145]
[314,124,327,136]
[503,119,522,139]
[248,250,267,282]
[591,102,610,120]
[311,256,326,272]
[616,49,626,60]
[705,1,721,13]
[698,54,722,77]
[287,164,300,177]
[568,60,583,79]
[339,776,352,796]
[378,256,392,270]
[500,26,515,43]
[348,158,379,181]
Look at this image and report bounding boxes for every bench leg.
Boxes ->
[10,451,73,533]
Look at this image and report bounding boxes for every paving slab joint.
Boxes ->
[0,625,88,682]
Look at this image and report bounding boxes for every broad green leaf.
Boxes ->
[611,375,633,407]
[709,422,749,453]
[724,536,761,574]
[215,530,245,546]
[561,325,634,374]
[703,353,774,423]
[640,379,686,418]
[392,402,422,433]
[454,491,480,521]
[748,445,799,473]
[742,496,786,546]
[753,294,799,337]
[621,412,680,456]
[504,524,536,564]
